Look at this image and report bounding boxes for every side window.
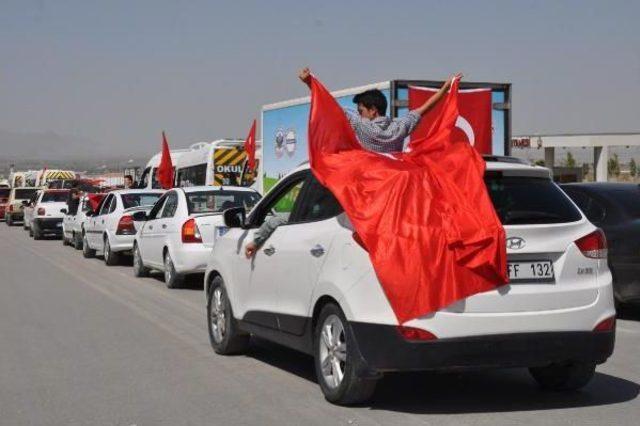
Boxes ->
[99,195,113,215]
[253,173,307,226]
[161,192,178,218]
[109,196,118,214]
[147,195,168,221]
[293,175,343,223]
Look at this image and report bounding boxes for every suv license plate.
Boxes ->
[508,261,554,283]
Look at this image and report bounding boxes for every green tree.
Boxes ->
[565,151,576,168]
[630,158,637,178]
[608,153,621,177]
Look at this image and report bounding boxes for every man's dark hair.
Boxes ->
[124,174,133,180]
[353,89,387,116]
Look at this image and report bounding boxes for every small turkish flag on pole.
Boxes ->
[157,131,174,189]
[244,119,257,170]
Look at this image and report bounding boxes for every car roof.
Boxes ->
[178,185,258,193]
[285,156,550,179]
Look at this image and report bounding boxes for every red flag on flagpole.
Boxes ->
[157,131,174,189]
[244,119,257,170]
[308,75,507,323]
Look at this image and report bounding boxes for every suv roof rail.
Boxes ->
[482,155,530,165]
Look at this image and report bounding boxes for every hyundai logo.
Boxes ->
[506,237,526,250]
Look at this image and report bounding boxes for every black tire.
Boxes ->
[529,361,596,391]
[132,244,149,277]
[163,251,183,289]
[32,224,42,240]
[62,232,70,246]
[73,232,83,250]
[22,220,28,230]
[103,237,120,266]
[314,303,378,405]
[28,225,33,237]
[207,276,249,355]
[6,216,12,226]
[82,233,96,258]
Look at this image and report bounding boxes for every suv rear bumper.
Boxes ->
[350,322,615,372]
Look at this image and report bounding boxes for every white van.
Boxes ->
[138,149,190,189]
[174,140,261,190]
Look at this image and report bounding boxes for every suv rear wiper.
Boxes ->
[503,211,564,225]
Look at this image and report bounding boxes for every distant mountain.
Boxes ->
[0,129,118,160]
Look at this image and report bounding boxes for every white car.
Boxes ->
[82,189,164,264]
[62,193,106,250]
[132,186,261,288]
[25,189,69,240]
[204,158,615,404]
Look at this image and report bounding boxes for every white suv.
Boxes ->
[82,189,164,264]
[204,157,615,405]
[132,186,260,288]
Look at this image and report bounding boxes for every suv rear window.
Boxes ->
[42,191,70,202]
[15,189,37,199]
[485,172,582,225]
[0,188,10,198]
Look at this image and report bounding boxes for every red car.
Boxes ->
[0,187,11,220]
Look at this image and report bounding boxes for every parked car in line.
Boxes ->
[25,189,70,240]
[4,187,38,226]
[561,182,640,306]
[132,186,261,288]
[0,188,10,221]
[62,193,106,250]
[82,189,164,264]
[204,158,615,405]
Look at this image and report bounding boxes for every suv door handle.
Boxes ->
[161,224,167,229]
[149,225,153,230]
[310,244,325,257]
[263,245,276,256]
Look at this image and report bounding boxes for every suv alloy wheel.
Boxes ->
[314,303,377,405]
[207,276,249,355]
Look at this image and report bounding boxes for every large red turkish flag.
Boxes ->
[243,119,257,170]
[409,85,492,154]
[157,131,174,189]
[309,76,507,324]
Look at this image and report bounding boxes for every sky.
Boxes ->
[0,0,639,159]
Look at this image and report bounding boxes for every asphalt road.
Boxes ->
[0,224,639,426]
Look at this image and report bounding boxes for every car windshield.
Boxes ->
[604,188,640,218]
[485,173,582,225]
[186,190,261,214]
[121,193,162,209]
[15,189,37,200]
[41,191,69,202]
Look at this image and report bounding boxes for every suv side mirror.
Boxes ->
[132,211,147,221]
[21,200,29,206]
[61,209,67,215]
[223,207,246,228]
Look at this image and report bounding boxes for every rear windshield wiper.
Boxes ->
[503,211,565,225]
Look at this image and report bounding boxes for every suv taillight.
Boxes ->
[37,207,46,216]
[182,218,202,243]
[575,229,607,259]
[594,316,616,332]
[397,326,437,341]
[116,215,136,235]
